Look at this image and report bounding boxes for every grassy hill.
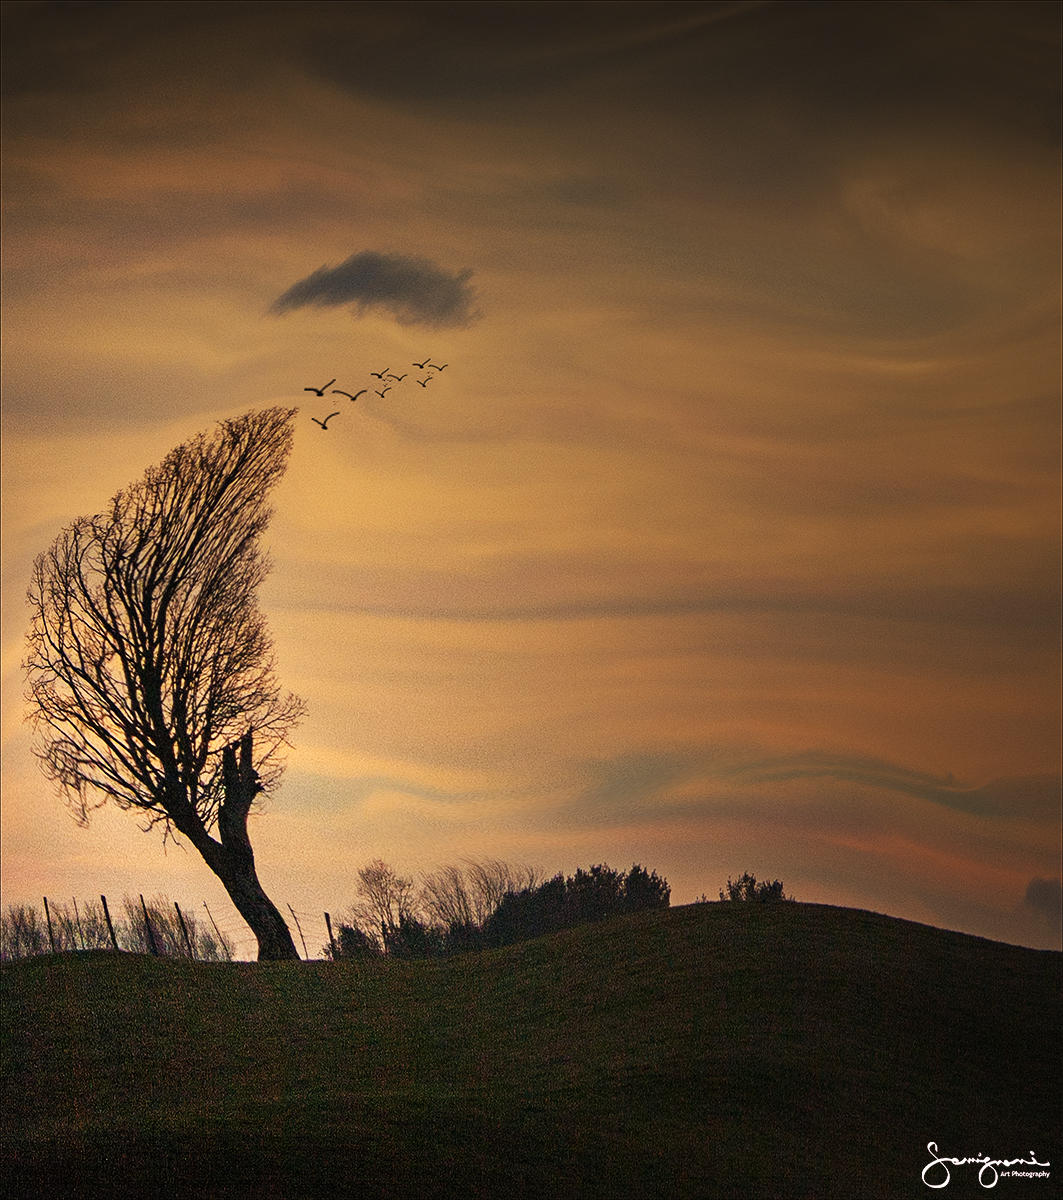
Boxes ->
[2,902,1059,1199]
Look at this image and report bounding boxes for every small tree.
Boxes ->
[622,864,671,912]
[719,872,792,902]
[343,859,417,953]
[24,408,305,959]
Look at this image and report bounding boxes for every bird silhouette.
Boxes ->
[311,412,341,429]
[427,362,448,371]
[416,377,433,388]
[413,358,431,369]
[304,379,336,396]
[333,389,368,401]
[386,373,407,382]
[369,367,390,379]
[375,389,390,399]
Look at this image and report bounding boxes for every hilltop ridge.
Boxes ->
[2,901,1058,1198]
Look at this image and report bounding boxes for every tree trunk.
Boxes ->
[193,732,300,961]
[209,848,301,961]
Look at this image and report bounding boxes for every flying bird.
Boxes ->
[333,389,368,401]
[427,362,448,371]
[416,377,433,388]
[311,412,341,430]
[369,367,390,379]
[386,373,408,382]
[413,358,431,369]
[375,389,390,399]
[304,379,336,396]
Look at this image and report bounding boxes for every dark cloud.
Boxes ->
[1023,877,1062,917]
[1022,878,1062,934]
[270,251,480,329]
[294,1,1060,147]
[5,2,1057,152]
[299,2,766,108]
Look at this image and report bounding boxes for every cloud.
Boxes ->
[1023,877,1063,926]
[270,251,480,329]
[716,754,1061,822]
[553,747,1062,831]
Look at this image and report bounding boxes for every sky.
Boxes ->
[2,0,1060,958]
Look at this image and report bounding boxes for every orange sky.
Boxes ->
[2,1,1060,956]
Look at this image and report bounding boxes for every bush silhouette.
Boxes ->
[484,863,670,948]
[384,913,446,959]
[719,872,792,902]
[328,922,381,961]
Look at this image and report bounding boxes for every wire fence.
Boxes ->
[0,895,338,963]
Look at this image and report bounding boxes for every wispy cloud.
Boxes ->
[712,753,1061,821]
[270,251,480,328]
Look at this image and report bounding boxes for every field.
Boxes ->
[2,902,1059,1198]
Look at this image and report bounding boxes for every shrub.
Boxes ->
[483,863,671,948]
[719,872,792,902]
[384,913,446,959]
[0,904,48,959]
[622,864,671,912]
[327,922,381,961]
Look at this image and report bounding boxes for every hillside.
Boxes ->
[2,902,1059,1198]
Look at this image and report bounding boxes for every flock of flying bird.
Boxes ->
[305,358,450,429]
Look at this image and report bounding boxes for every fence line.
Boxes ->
[0,895,241,961]
[1,895,347,963]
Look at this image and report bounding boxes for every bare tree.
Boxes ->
[345,859,417,950]
[421,858,540,930]
[419,862,475,930]
[464,858,541,922]
[24,407,305,959]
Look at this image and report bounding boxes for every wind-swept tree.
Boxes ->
[24,407,306,959]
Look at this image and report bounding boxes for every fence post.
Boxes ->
[101,895,119,951]
[287,903,308,960]
[72,897,87,950]
[203,902,231,961]
[140,894,160,956]
[174,902,196,960]
[325,911,337,960]
[43,896,57,954]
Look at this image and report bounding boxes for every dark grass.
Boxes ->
[2,902,1059,1198]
